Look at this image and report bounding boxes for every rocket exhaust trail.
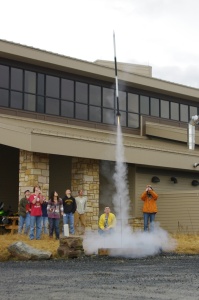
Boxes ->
[113,31,121,117]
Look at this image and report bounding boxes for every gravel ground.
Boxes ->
[1,254,199,300]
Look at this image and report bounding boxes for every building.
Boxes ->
[1,39,199,233]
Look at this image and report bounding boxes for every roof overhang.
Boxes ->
[1,113,199,171]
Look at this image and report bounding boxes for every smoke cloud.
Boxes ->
[83,121,176,258]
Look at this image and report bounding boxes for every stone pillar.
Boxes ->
[19,150,49,200]
[71,157,99,232]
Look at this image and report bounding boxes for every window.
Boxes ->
[76,82,88,104]
[151,98,159,117]
[75,103,88,120]
[180,104,188,122]
[128,113,139,128]
[103,88,114,109]
[10,91,23,109]
[161,100,169,118]
[120,111,127,127]
[140,95,149,115]
[46,75,59,98]
[61,101,74,118]
[170,102,179,120]
[37,96,45,113]
[103,108,115,124]
[0,65,9,88]
[89,85,101,106]
[128,93,139,113]
[0,89,9,107]
[11,68,23,91]
[61,79,74,101]
[190,106,198,119]
[119,91,126,111]
[25,71,36,94]
[46,97,60,115]
[24,94,36,111]
[37,74,45,95]
[89,106,101,122]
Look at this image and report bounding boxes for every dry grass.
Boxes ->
[172,233,199,254]
[0,233,59,261]
[1,232,199,261]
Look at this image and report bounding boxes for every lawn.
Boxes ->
[0,232,199,261]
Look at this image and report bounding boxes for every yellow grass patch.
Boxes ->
[1,233,199,261]
[0,233,59,261]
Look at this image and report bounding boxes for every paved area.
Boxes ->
[1,254,199,300]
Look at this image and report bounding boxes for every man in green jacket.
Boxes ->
[18,190,31,234]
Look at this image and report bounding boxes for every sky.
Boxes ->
[1,0,199,88]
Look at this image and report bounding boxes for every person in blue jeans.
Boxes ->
[141,185,158,231]
[47,191,63,239]
[29,186,44,240]
[62,189,76,235]
[18,189,31,234]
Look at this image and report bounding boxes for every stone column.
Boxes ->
[19,150,49,200]
[71,157,99,232]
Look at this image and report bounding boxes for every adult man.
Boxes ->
[62,189,76,235]
[18,189,31,234]
[98,207,116,235]
[29,186,44,240]
[74,189,87,235]
[141,184,158,231]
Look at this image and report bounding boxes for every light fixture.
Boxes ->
[192,180,199,186]
[171,177,178,184]
[193,163,199,168]
[151,176,160,183]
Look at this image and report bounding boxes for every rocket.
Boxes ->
[113,31,121,117]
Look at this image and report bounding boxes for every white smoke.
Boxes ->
[83,120,176,258]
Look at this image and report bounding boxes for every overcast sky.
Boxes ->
[1,0,199,88]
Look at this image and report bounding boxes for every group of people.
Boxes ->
[18,183,158,240]
[18,187,87,240]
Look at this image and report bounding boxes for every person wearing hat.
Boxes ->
[141,185,158,231]
[18,189,31,234]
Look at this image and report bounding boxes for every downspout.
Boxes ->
[188,115,199,150]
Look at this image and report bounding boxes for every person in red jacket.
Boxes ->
[141,185,158,232]
[29,185,44,240]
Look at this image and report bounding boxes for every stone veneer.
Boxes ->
[71,157,99,231]
[19,150,49,200]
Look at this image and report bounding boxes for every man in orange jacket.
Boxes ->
[141,185,158,231]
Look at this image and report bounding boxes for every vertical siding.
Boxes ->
[135,168,199,233]
[156,192,199,233]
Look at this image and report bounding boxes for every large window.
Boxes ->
[140,95,149,115]
[103,88,114,109]
[76,82,88,104]
[11,68,23,91]
[151,98,159,117]
[128,93,139,113]
[0,65,9,88]
[180,104,188,122]
[161,100,169,119]
[46,75,59,98]
[170,102,179,120]
[89,85,101,106]
[61,79,74,101]
[1,63,199,129]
